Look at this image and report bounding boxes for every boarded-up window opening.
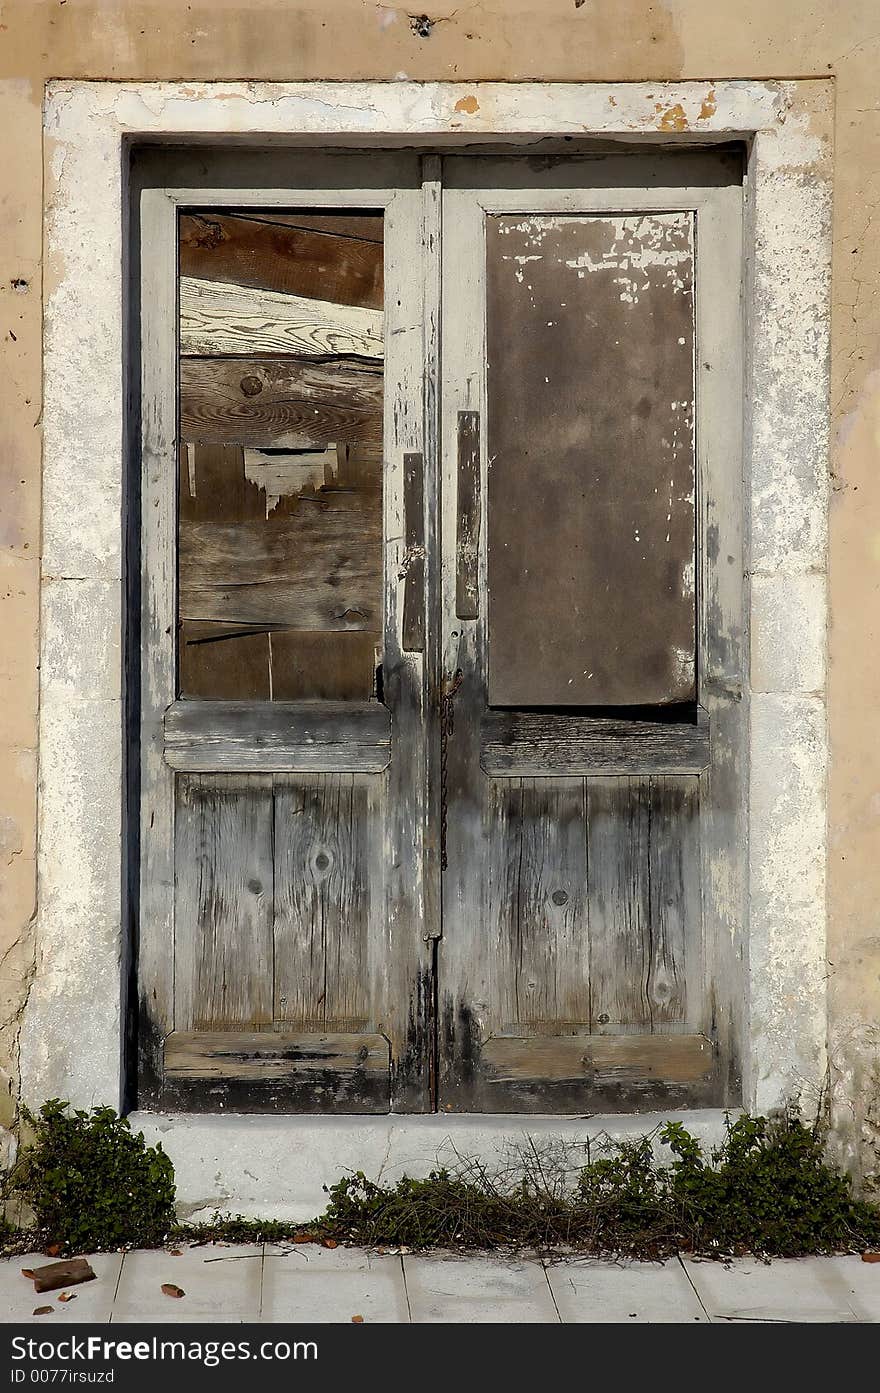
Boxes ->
[176,209,384,702]
[486,211,696,709]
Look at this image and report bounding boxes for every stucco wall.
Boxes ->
[1,1,878,1179]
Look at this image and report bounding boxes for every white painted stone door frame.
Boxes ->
[24,81,831,1203]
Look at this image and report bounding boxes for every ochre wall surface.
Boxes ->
[0,1,878,1175]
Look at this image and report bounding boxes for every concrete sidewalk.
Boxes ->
[2,1246,879,1323]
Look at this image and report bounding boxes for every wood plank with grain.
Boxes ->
[178,491,382,631]
[489,778,590,1034]
[586,777,652,1033]
[481,709,710,777]
[164,700,391,773]
[179,276,384,358]
[173,774,274,1031]
[164,1031,389,1079]
[177,622,381,702]
[179,212,383,308]
[273,777,373,1030]
[180,355,382,448]
[481,1033,714,1083]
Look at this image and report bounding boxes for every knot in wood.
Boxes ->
[239,375,264,397]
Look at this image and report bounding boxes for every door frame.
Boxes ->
[27,81,831,1149]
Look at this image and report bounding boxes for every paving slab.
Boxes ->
[0,1252,123,1323]
[681,1256,860,1323]
[261,1248,408,1323]
[825,1256,880,1322]
[546,1258,707,1323]
[111,1245,263,1322]
[404,1254,559,1324]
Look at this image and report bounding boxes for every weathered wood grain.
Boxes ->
[174,774,274,1031]
[179,212,383,308]
[178,491,382,631]
[177,622,380,702]
[480,708,710,776]
[647,776,701,1028]
[180,355,383,448]
[402,451,425,652]
[485,211,696,707]
[273,777,372,1029]
[587,777,652,1033]
[164,700,391,773]
[179,276,384,358]
[137,186,178,1104]
[489,778,590,1034]
[481,1033,713,1083]
[455,410,480,620]
[164,1031,389,1079]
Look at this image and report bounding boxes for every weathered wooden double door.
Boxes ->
[135,148,744,1114]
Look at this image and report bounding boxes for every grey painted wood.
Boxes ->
[481,708,710,776]
[273,776,372,1030]
[648,776,702,1030]
[163,700,391,773]
[586,777,652,1033]
[173,774,275,1031]
[137,186,178,1100]
[438,152,743,1113]
[489,778,590,1034]
[694,177,747,1103]
[419,154,443,957]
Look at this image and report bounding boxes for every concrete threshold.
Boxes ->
[129,1109,736,1222]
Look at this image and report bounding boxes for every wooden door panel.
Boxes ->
[273,774,376,1031]
[137,156,431,1113]
[174,774,275,1032]
[438,154,743,1114]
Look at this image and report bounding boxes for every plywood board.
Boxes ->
[486,212,696,707]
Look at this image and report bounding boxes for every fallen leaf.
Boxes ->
[161,1283,185,1299]
[293,1232,315,1244]
[861,1251,880,1263]
[45,1244,62,1258]
[321,1239,338,1250]
[351,1315,364,1324]
[169,1249,183,1257]
[33,1307,53,1316]
[57,1293,76,1304]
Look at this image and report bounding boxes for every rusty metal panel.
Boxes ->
[486,213,696,707]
